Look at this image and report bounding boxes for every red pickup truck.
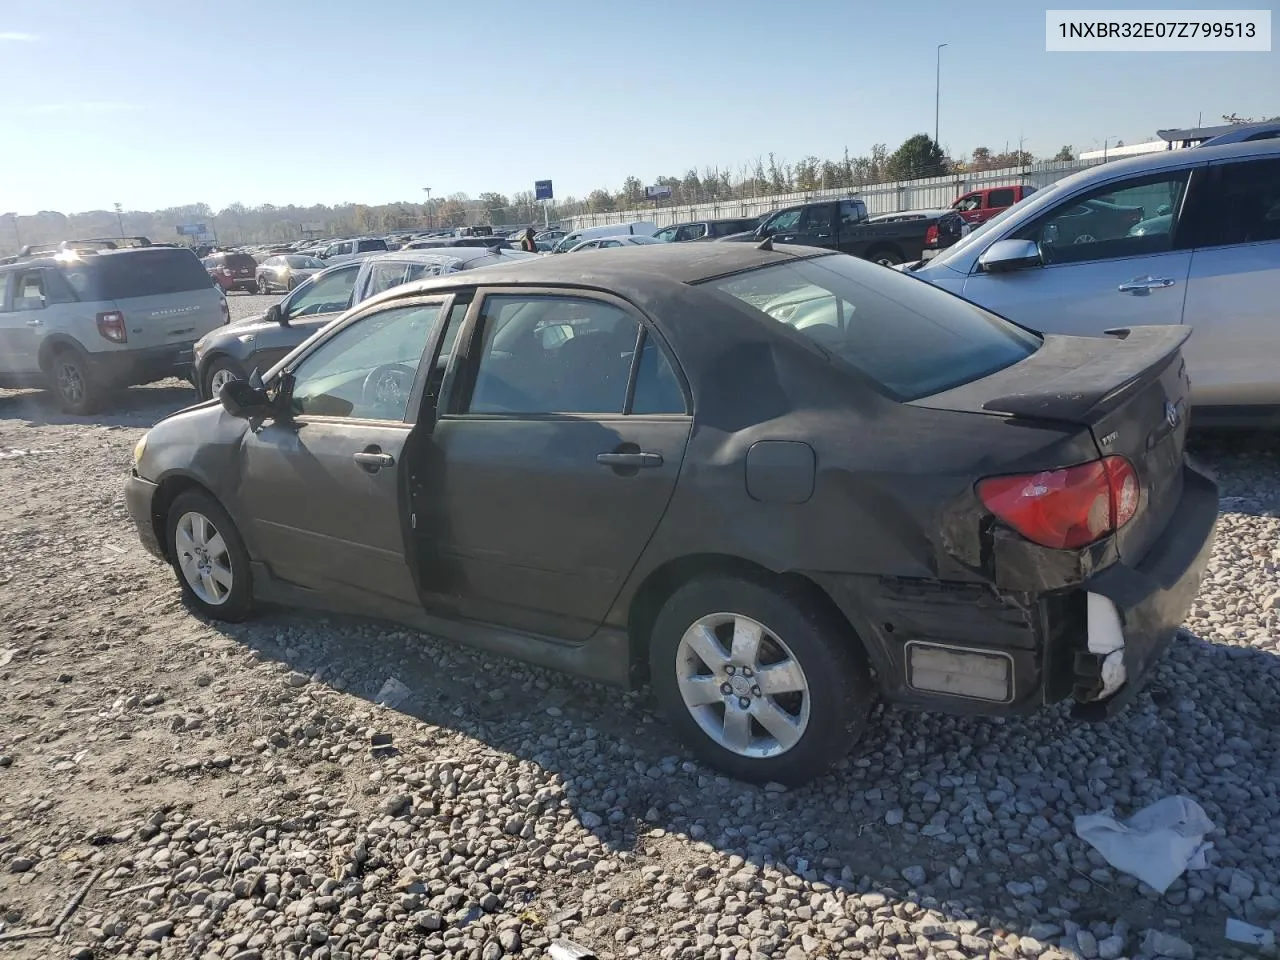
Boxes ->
[951,184,1036,225]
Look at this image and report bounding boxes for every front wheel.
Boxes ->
[649,575,872,785]
[257,277,270,294]
[203,356,246,400]
[165,490,253,621]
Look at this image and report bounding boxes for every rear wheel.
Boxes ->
[50,349,99,415]
[257,277,270,294]
[649,574,872,784]
[165,490,253,621]
[203,356,246,400]
[868,248,904,267]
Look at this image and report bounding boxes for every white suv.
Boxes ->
[908,140,1280,422]
[0,243,228,413]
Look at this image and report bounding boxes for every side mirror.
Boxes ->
[219,378,273,419]
[978,239,1043,274]
[266,303,288,327]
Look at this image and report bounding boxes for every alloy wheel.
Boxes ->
[675,612,811,758]
[208,367,239,398]
[174,510,233,605]
[56,361,85,405]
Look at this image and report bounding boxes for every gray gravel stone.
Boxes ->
[1142,929,1194,959]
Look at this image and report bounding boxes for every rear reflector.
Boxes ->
[906,642,1012,702]
[977,455,1138,550]
[96,311,127,343]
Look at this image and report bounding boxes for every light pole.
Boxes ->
[2,212,19,250]
[422,186,433,230]
[113,202,125,238]
[1103,136,1117,161]
[934,43,948,146]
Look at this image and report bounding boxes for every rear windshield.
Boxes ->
[58,248,214,301]
[356,239,389,253]
[703,254,1039,400]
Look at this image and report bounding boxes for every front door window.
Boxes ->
[284,264,360,319]
[1014,173,1191,265]
[287,302,443,421]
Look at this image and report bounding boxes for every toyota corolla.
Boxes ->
[125,242,1217,784]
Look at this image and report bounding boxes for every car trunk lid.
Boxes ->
[915,326,1192,562]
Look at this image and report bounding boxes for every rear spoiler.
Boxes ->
[981,326,1191,422]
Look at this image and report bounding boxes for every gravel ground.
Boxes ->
[1,306,1278,960]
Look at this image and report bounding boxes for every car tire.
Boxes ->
[165,489,253,621]
[257,277,270,294]
[203,356,247,400]
[50,348,99,415]
[868,248,904,267]
[649,574,872,785]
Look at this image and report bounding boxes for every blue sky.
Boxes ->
[0,0,1275,215]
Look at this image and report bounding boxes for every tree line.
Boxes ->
[9,120,1261,251]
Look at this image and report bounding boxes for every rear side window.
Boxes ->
[987,188,1016,208]
[58,249,214,301]
[1193,158,1280,248]
[357,239,389,253]
[704,254,1039,401]
[0,272,10,309]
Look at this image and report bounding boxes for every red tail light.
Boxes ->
[977,456,1139,549]
[96,311,127,344]
[220,266,233,276]
[924,224,939,246]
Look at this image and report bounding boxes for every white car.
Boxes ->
[907,139,1280,420]
[566,235,663,253]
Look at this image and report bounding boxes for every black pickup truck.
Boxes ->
[720,198,964,266]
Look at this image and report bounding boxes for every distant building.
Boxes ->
[1078,123,1255,162]
[1078,140,1167,161]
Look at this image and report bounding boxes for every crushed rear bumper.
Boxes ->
[812,464,1218,720]
[1071,464,1217,719]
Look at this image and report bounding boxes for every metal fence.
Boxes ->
[559,157,1110,232]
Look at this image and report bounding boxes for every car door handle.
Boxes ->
[25,318,43,327]
[596,451,663,468]
[1117,276,1177,294]
[353,450,395,471]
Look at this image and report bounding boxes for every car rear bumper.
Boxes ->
[813,463,1217,720]
[1070,463,1218,719]
[87,343,195,387]
[125,471,165,560]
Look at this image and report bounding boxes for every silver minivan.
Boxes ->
[908,140,1280,420]
[0,245,228,413]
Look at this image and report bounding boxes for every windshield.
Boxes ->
[924,183,1062,269]
[703,254,1039,401]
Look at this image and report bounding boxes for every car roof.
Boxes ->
[358,243,827,314]
[1050,138,1280,192]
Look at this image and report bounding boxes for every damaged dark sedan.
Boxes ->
[124,243,1217,784]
